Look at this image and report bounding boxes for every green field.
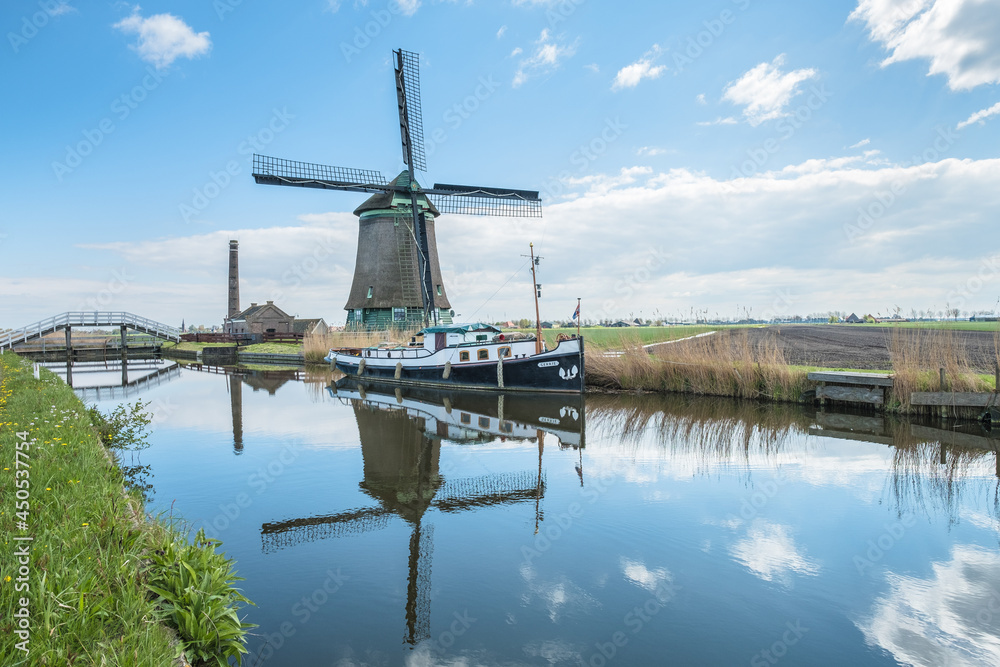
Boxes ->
[515,325,754,349]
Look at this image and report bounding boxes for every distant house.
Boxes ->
[293,318,328,336]
[541,321,554,329]
[610,320,634,327]
[225,301,294,335]
[845,313,863,324]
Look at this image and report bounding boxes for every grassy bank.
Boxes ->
[0,352,253,666]
[588,329,810,402]
[588,328,999,412]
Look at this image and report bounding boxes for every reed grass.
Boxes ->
[887,327,997,410]
[587,329,810,402]
[303,327,422,364]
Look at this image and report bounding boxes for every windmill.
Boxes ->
[260,395,546,645]
[252,49,542,329]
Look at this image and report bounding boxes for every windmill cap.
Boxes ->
[354,170,441,217]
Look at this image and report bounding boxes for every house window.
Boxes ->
[354,309,363,321]
[393,307,406,322]
[498,346,511,359]
[436,285,442,296]
[477,349,489,361]
[367,286,373,299]
[459,351,470,362]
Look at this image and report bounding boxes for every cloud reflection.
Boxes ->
[730,519,819,583]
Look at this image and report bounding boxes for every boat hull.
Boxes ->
[328,338,585,393]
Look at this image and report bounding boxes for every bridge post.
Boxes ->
[120,324,128,360]
[65,325,72,360]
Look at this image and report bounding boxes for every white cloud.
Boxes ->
[851,0,1000,90]
[731,519,819,582]
[637,146,670,156]
[620,557,672,592]
[957,101,1000,129]
[696,116,738,126]
[858,545,1000,667]
[325,0,342,12]
[497,25,507,39]
[722,54,818,125]
[113,8,211,69]
[611,45,666,91]
[696,93,707,105]
[850,138,872,148]
[48,2,77,16]
[584,63,600,74]
[512,30,578,88]
[395,0,421,16]
[510,46,523,57]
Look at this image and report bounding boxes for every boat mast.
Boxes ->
[530,243,542,354]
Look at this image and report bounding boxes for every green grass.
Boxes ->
[239,342,303,354]
[0,352,253,665]
[170,341,237,352]
[518,325,745,349]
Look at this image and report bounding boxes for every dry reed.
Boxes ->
[887,327,995,410]
[587,329,809,402]
[304,327,423,364]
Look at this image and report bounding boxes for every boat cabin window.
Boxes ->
[476,334,488,342]
[477,349,489,361]
[459,351,470,362]
[498,346,511,359]
[460,413,471,424]
[478,417,490,428]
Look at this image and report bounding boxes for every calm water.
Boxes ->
[68,360,1000,666]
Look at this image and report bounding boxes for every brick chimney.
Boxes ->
[228,240,240,319]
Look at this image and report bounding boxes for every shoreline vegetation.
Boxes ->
[169,324,999,413]
[0,352,253,666]
[588,327,1000,413]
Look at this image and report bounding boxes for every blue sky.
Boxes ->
[2,0,1000,326]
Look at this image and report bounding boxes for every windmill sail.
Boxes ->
[428,184,542,217]
[395,48,426,172]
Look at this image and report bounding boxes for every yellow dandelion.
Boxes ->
[82,523,89,526]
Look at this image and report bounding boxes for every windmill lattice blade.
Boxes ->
[431,471,544,512]
[427,183,542,217]
[260,506,392,553]
[396,49,427,172]
[252,154,388,193]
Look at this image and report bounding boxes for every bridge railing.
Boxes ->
[1,312,181,350]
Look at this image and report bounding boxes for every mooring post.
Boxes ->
[64,325,72,360]
[939,441,946,465]
[65,358,73,387]
[939,367,946,391]
[995,363,999,391]
[120,324,128,362]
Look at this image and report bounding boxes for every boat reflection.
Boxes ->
[260,379,586,645]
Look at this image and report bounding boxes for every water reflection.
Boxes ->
[260,379,586,645]
[586,393,1000,524]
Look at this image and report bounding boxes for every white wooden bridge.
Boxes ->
[0,312,180,351]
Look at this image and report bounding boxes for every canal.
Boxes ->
[63,360,1000,666]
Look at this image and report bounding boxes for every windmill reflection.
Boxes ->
[260,379,585,645]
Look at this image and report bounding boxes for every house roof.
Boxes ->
[231,301,291,321]
[293,318,326,334]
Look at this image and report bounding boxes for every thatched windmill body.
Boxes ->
[252,49,542,329]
